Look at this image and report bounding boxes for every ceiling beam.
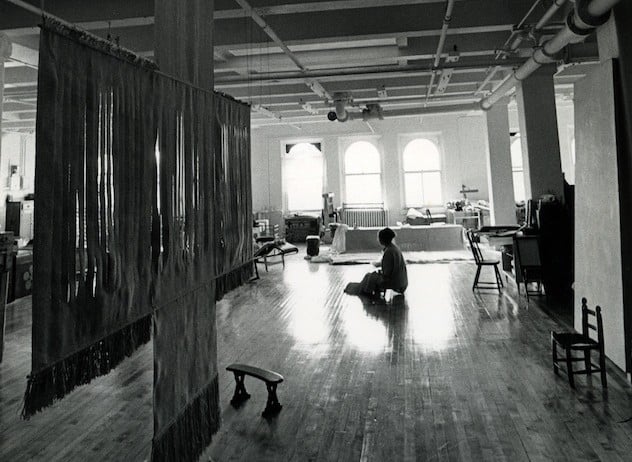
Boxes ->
[214,31,515,73]
[232,0,333,104]
[215,0,538,47]
[216,0,466,19]
[8,42,37,68]
[215,57,527,85]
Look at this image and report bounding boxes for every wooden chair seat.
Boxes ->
[551,332,599,348]
[478,259,500,265]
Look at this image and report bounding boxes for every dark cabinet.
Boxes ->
[284,216,321,243]
[5,200,34,241]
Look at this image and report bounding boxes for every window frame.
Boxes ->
[338,136,385,208]
[398,133,445,208]
[510,135,526,203]
[280,138,325,213]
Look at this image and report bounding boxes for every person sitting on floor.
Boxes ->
[358,227,408,297]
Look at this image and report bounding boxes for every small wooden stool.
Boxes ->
[226,363,284,417]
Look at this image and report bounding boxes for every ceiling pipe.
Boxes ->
[334,97,350,122]
[480,0,618,110]
[477,0,566,95]
[329,102,480,122]
[233,0,333,102]
[381,103,480,118]
[216,57,528,85]
[474,65,501,95]
[477,0,568,95]
[535,0,569,31]
[506,0,569,54]
[425,0,456,103]
[495,0,543,60]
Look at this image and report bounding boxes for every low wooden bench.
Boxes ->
[226,363,284,417]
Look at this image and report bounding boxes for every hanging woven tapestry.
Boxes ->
[24,25,157,417]
[25,20,253,462]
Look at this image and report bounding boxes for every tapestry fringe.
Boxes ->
[151,375,220,462]
[22,314,152,418]
[215,262,254,302]
[41,17,158,70]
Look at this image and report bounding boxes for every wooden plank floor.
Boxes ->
[2,255,632,461]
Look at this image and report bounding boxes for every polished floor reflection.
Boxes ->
[2,255,632,461]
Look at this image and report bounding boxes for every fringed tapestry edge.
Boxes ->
[22,314,152,418]
[215,262,254,302]
[151,375,220,462]
[40,17,158,70]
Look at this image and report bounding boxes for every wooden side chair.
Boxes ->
[513,235,544,305]
[551,297,607,388]
[466,230,503,291]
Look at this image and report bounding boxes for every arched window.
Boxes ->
[283,142,324,211]
[343,141,382,206]
[511,136,526,203]
[402,138,442,207]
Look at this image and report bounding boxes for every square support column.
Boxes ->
[574,1,632,374]
[154,0,214,90]
[485,101,516,225]
[0,33,11,364]
[516,65,564,201]
[0,33,11,136]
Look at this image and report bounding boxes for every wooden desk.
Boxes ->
[477,230,519,282]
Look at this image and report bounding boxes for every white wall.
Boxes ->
[574,60,626,371]
[556,103,576,185]
[508,100,575,186]
[251,113,490,225]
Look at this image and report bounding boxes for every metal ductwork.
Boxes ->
[327,92,353,122]
[328,102,480,122]
[476,0,568,96]
[480,0,619,110]
[425,0,456,102]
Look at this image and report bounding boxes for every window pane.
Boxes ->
[513,171,526,203]
[404,172,423,207]
[345,141,381,174]
[422,171,442,205]
[284,143,323,211]
[345,174,382,205]
[289,142,321,158]
[285,155,322,181]
[403,138,440,171]
[511,138,523,170]
[288,177,322,211]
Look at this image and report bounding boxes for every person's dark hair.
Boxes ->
[378,227,396,245]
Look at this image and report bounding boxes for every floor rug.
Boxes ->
[330,250,474,265]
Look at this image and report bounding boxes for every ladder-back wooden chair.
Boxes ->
[466,230,503,291]
[513,235,544,305]
[551,297,607,388]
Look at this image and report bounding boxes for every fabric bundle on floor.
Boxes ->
[25,20,252,462]
[330,250,474,265]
